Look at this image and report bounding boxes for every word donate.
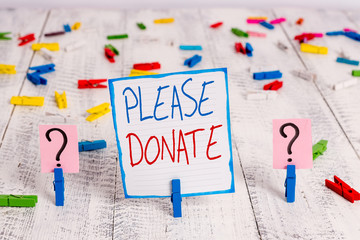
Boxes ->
[109,68,234,198]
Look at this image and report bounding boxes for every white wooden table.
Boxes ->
[0,7,360,240]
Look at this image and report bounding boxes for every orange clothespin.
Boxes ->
[325,176,360,203]
[78,79,107,89]
[18,33,35,46]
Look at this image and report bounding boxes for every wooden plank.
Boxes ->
[201,8,360,239]
[112,9,260,239]
[0,8,128,239]
[0,8,48,143]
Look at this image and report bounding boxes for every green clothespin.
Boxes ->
[107,34,128,40]
[105,44,119,55]
[0,32,12,40]
[312,140,328,160]
[352,70,360,77]
[0,195,38,207]
[231,28,248,38]
[137,22,146,30]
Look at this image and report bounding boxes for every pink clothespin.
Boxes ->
[246,31,266,38]
[344,28,357,33]
[246,19,265,24]
[269,18,286,24]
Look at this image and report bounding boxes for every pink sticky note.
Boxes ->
[39,125,79,173]
[273,119,312,169]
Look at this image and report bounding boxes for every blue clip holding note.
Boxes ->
[53,168,64,206]
[26,73,47,85]
[253,70,282,80]
[171,179,182,218]
[245,42,253,57]
[259,21,274,30]
[29,63,55,74]
[78,140,107,152]
[179,45,202,51]
[336,57,359,66]
[64,24,71,32]
[184,54,202,68]
[284,165,296,203]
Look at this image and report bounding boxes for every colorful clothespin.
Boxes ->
[107,34,128,40]
[26,64,55,85]
[235,42,246,54]
[53,168,64,206]
[231,28,248,37]
[32,43,60,51]
[171,179,182,218]
[0,32,11,40]
[246,90,278,100]
[269,18,286,24]
[104,44,119,55]
[65,41,86,52]
[326,31,344,36]
[30,63,55,74]
[263,80,283,91]
[300,43,328,54]
[246,31,266,37]
[71,22,81,30]
[27,73,47,85]
[253,70,282,80]
[325,176,360,203]
[44,31,66,37]
[0,195,38,207]
[64,24,71,32]
[133,62,161,71]
[105,48,116,63]
[179,45,202,50]
[312,140,327,160]
[184,55,202,68]
[0,64,16,74]
[333,79,358,91]
[336,57,359,66]
[78,140,107,152]
[259,21,274,30]
[352,70,360,77]
[154,18,174,24]
[18,33,35,46]
[137,23,146,30]
[10,96,44,106]
[78,79,107,89]
[245,42,253,57]
[296,18,304,25]
[55,91,67,109]
[246,19,265,24]
[86,103,111,122]
[129,69,159,77]
[210,22,223,28]
[344,31,360,41]
[285,165,296,203]
[344,28,357,32]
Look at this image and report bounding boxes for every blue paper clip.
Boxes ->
[253,70,282,80]
[26,72,47,85]
[29,63,55,74]
[184,54,202,68]
[78,140,107,152]
[285,165,296,203]
[326,31,344,36]
[53,168,64,206]
[179,45,202,51]
[336,57,359,66]
[245,42,253,57]
[171,179,182,218]
[64,24,71,32]
[259,21,274,30]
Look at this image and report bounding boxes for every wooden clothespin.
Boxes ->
[171,179,182,218]
[10,96,44,106]
[18,33,35,46]
[86,103,111,122]
[78,140,107,152]
[0,195,38,207]
[326,176,360,203]
[53,168,65,206]
[0,64,16,74]
[55,91,67,109]
[284,165,296,203]
[78,79,107,89]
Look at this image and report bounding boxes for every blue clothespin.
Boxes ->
[171,179,182,218]
[259,21,274,30]
[26,73,47,85]
[336,57,359,66]
[78,140,107,152]
[253,70,282,80]
[344,31,360,41]
[245,42,253,57]
[29,63,55,74]
[184,55,202,68]
[285,165,296,203]
[53,168,64,206]
[326,31,345,36]
[179,45,203,51]
[64,24,71,32]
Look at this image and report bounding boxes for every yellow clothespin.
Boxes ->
[10,96,44,106]
[300,43,328,54]
[154,18,174,24]
[55,91,67,109]
[86,103,110,122]
[72,22,81,30]
[129,69,159,77]
[31,43,60,51]
[0,64,16,74]
[248,16,268,20]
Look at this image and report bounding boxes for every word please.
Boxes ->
[122,78,215,123]
[127,124,223,167]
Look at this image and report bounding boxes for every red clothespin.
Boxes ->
[263,80,283,91]
[78,79,107,89]
[235,42,246,54]
[294,33,315,43]
[104,48,115,63]
[210,22,223,28]
[18,33,35,46]
[133,62,161,71]
[325,176,360,203]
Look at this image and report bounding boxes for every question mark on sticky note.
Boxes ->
[45,128,68,168]
[279,123,299,162]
